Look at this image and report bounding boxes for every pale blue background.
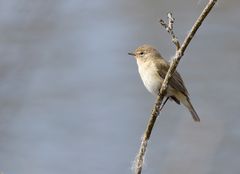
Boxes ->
[0,0,239,174]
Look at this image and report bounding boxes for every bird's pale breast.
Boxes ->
[137,60,163,95]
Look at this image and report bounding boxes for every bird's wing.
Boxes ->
[155,59,189,97]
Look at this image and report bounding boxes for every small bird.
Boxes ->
[128,44,200,122]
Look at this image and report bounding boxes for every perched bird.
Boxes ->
[128,44,200,122]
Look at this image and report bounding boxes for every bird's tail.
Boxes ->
[176,92,200,122]
[186,99,200,122]
[183,98,200,122]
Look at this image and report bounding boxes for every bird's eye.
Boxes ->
[139,52,144,55]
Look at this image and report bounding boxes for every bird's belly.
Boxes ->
[139,69,162,95]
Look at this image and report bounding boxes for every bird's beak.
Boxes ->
[128,52,136,56]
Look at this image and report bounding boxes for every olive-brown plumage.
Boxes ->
[128,44,200,122]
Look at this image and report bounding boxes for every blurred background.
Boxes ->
[0,0,239,174]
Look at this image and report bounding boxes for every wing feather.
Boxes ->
[155,59,189,97]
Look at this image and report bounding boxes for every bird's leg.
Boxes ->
[159,97,169,111]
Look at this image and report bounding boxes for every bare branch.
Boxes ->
[159,12,180,50]
[168,12,174,30]
[133,1,218,174]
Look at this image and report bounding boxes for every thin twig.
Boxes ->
[134,1,217,174]
[159,12,180,50]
